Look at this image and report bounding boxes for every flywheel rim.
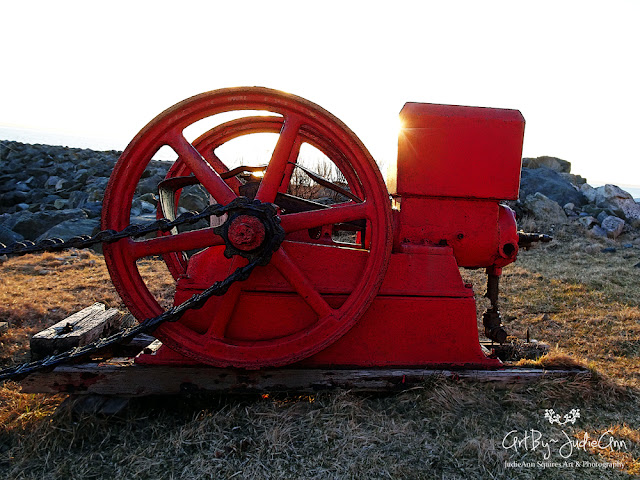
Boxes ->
[102,87,392,368]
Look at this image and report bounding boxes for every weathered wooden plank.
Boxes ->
[110,334,156,357]
[30,303,122,359]
[119,314,137,329]
[20,361,590,396]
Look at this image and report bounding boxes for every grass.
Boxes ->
[1,222,639,479]
[0,251,174,368]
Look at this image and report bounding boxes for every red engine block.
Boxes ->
[102,88,525,370]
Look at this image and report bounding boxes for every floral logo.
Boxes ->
[544,408,580,425]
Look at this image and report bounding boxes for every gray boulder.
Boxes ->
[138,193,158,207]
[139,200,156,214]
[520,167,587,207]
[563,202,577,217]
[577,216,597,229]
[590,225,607,237]
[0,224,24,245]
[0,190,29,207]
[592,185,640,226]
[44,175,62,190]
[580,183,597,203]
[582,204,605,217]
[522,156,572,173]
[68,191,89,209]
[36,218,100,242]
[522,192,568,225]
[596,211,609,225]
[130,198,156,216]
[137,174,166,195]
[55,178,67,191]
[601,215,625,239]
[53,198,69,210]
[82,202,103,218]
[4,208,88,240]
[559,172,587,186]
[179,188,209,212]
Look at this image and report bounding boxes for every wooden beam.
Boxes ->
[19,360,590,396]
[30,303,122,360]
[110,334,156,358]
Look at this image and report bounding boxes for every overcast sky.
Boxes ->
[1,0,639,188]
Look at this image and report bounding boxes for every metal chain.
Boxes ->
[1,201,234,256]
[0,197,284,382]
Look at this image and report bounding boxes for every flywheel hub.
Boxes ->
[227,215,266,251]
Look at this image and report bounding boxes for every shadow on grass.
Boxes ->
[2,373,639,479]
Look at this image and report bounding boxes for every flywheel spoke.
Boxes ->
[271,247,334,318]
[278,139,302,194]
[129,228,224,259]
[166,131,237,204]
[256,115,303,203]
[279,201,370,233]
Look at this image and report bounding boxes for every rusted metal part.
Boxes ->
[481,339,550,362]
[226,215,266,252]
[518,231,553,250]
[482,270,508,344]
[292,163,361,202]
[483,309,508,345]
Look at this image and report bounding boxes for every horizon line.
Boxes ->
[1,125,639,192]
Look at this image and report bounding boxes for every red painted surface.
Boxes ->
[140,294,500,369]
[303,296,500,368]
[389,102,525,200]
[392,198,518,268]
[102,88,525,370]
[153,241,498,368]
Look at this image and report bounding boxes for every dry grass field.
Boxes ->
[1,222,639,479]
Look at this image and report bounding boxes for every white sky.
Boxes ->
[1,0,639,188]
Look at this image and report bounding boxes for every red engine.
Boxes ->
[102,87,526,369]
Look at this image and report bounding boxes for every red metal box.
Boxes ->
[388,102,525,200]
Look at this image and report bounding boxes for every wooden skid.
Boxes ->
[30,303,121,359]
[20,360,590,396]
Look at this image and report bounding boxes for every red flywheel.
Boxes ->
[102,87,392,368]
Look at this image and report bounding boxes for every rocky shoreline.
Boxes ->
[1,140,639,249]
[516,155,640,241]
[0,140,209,248]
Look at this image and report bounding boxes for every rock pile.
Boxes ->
[0,141,210,247]
[517,156,640,240]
